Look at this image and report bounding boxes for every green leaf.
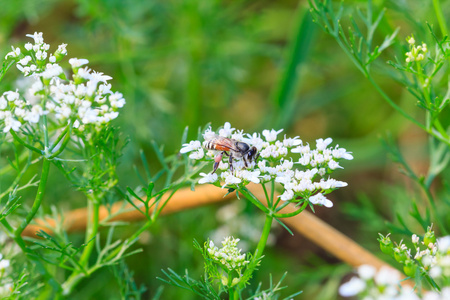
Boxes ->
[273,9,316,129]
[151,140,169,171]
[145,182,155,199]
[274,217,294,236]
[140,149,152,181]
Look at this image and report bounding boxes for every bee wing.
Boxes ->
[212,136,239,152]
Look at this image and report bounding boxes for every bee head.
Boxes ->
[246,146,259,162]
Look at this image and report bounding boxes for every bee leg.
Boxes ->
[229,154,234,174]
[243,156,248,168]
[212,152,224,174]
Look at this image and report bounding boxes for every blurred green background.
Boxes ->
[0,0,441,299]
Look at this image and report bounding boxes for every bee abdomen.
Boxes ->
[203,139,217,150]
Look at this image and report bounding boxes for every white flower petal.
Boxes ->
[339,277,366,297]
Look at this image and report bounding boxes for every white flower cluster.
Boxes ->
[427,236,450,281]
[391,232,450,283]
[410,235,450,287]
[180,122,353,208]
[405,35,428,63]
[339,265,419,299]
[1,32,125,134]
[340,263,450,300]
[207,236,249,271]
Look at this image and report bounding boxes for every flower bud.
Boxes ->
[378,233,394,256]
[42,77,51,86]
[54,44,67,62]
[411,234,419,245]
[423,229,436,246]
[73,74,84,85]
[231,277,240,287]
[221,276,228,286]
[403,259,417,277]
[393,246,408,263]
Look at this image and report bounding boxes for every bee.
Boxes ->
[203,135,259,174]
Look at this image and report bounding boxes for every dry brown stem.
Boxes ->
[23,184,395,272]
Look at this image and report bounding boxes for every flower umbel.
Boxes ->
[180,122,353,208]
[405,35,428,63]
[1,32,126,138]
[207,237,250,272]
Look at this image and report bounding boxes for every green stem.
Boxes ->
[433,119,450,141]
[149,187,177,220]
[49,122,72,152]
[419,180,448,235]
[238,187,269,214]
[63,198,100,294]
[79,199,100,267]
[233,289,239,300]
[0,219,28,251]
[0,150,33,200]
[42,93,49,150]
[43,120,49,149]
[275,200,290,212]
[48,123,73,159]
[273,191,283,210]
[0,60,15,82]
[10,130,42,154]
[254,214,273,260]
[130,219,153,243]
[262,184,270,207]
[0,151,28,176]
[367,76,426,130]
[274,201,308,218]
[103,190,180,263]
[367,76,450,147]
[432,0,449,38]
[61,273,85,296]
[0,219,14,236]
[270,179,275,207]
[4,158,62,292]
[15,158,50,237]
[229,287,238,300]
